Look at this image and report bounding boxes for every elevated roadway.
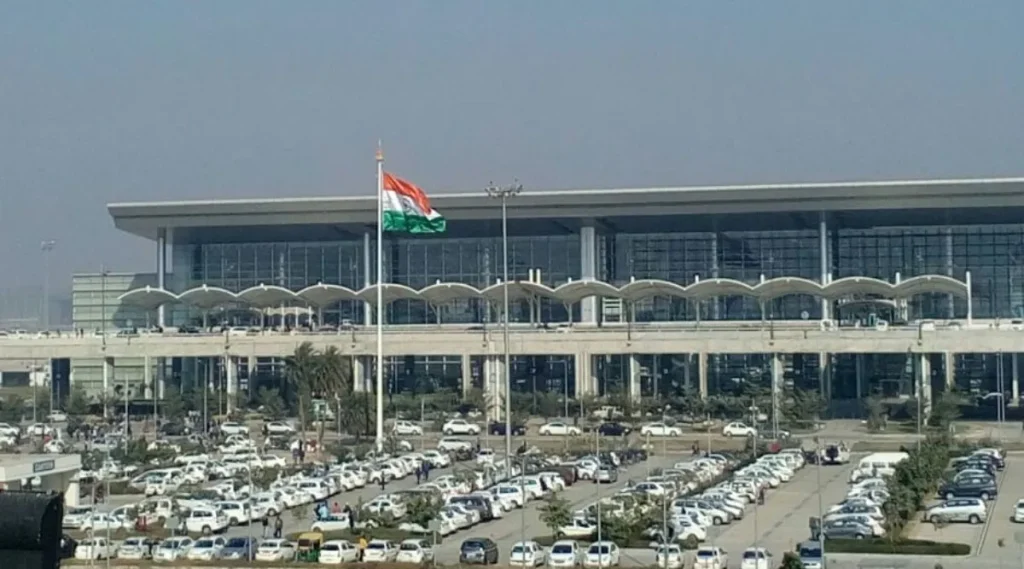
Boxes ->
[0,322,1019,360]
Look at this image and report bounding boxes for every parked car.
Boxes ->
[926,498,987,524]
[509,540,547,566]
[939,476,998,501]
[262,421,295,435]
[640,422,682,437]
[219,537,259,561]
[585,541,621,568]
[363,540,399,562]
[393,421,424,436]
[460,538,500,565]
[597,422,632,437]
[549,540,583,568]
[320,540,360,564]
[722,422,757,437]
[255,539,295,562]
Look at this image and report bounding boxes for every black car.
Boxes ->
[489,422,527,436]
[158,422,191,436]
[955,460,996,477]
[60,535,77,560]
[460,538,499,565]
[597,422,632,437]
[939,475,998,500]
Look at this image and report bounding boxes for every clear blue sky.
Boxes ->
[1,1,1022,290]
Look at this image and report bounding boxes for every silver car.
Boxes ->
[925,498,987,524]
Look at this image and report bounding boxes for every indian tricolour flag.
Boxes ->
[380,171,446,234]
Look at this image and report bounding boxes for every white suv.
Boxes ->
[219,422,250,436]
[442,419,480,436]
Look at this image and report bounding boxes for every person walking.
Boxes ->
[358,535,368,561]
[415,465,422,484]
[273,515,284,539]
[261,515,269,539]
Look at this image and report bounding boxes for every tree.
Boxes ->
[0,395,26,424]
[864,395,886,432]
[539,493,573,537]
[404,494,441,527]
[257,388,286,420]
[162,390,186,422]
[315,346,352,450]
[65,386,91,417]
[285,342,318,437]
[459,388,487,415]
[780,552,804,569]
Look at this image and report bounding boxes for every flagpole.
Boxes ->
[375,145,385,450]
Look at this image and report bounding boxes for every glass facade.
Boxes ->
[163,218,1024,325]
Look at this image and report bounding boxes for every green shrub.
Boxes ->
[827,538,970,556]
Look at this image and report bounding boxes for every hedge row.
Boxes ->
[827,538,970,556]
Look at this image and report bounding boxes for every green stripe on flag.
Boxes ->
[382,210,447,234]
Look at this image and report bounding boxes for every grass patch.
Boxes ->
[827,538,970,556]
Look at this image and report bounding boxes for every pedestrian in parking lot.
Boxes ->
[273,514,283,538]
[415,465,422,484]
[379,475,387,492]
[261,515,269,538]
[423,462,430,481]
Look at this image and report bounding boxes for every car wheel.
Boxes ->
[230,517,239,526]
[444,429,454,435]
[946,492,955,500]
[202,525,211,535]
[713,517,722,525]
[855,534,865,540]
[981,492,991,501]
[969,514,981,524]
[929,515,940,524]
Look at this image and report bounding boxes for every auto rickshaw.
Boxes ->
[296,532,324,562]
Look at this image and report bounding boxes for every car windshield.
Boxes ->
[368,543,386,550]
[400,543,420,551]
[195,540,214,548]
[511,545,528,554]
[696,550,716,558]
[462,541,485,551]
[226,538,247,547]
[743,551,764,559]
[552,545,574,554]
[799,545,822,558]
[323,544,339,551]
[589,545,610,554]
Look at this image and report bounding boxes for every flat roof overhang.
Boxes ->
[109,177,1024,240]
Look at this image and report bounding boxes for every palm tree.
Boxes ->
[315,346,353,449]
[284,342,318,440]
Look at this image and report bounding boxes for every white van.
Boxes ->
[849,452,908,483]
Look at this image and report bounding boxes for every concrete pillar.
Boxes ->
[855,354,865,399]
[698,353,708,400]
[628,354,642,402]
[819,212,830,321]
[65,479,80,507]
[247,356,256,396]
[156,357,166,400]
[818,352,832,405]
[579,225,597,324]
[683,355,692,393]
[574,352,592,397]
[484,355,503,422]
[143,355,153,399]
[944,352,955,390]
[363,232,372,326]
[461,354,472,396]
[157,228,167,328]
[709,234,720,320]
[102,357,113,418]
[945,227,955,319]
[353,356,366,392]
[1012,353,1020,405]
[919,353,932,417]
[225,355,237,413]
[771,353,783,400]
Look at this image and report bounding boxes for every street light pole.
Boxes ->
[485,179,522,474]
[40,240,55,331]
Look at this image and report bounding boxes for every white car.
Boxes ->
[46,411,69,423]
[187,537,228,561]
[63,506,94,530]
[263,421,295,435]
[548,540,583,568]
[585,541,620,568]
[118,537,156,560]
[422,449,452,468]
[740,548,773,569]
[694,546,728,569]
[393,420,424,436]
[320,540,360,564]
[655,544,685,569]
[641,422,682,437]
[256,539,296,562]
[75,538,115,560]
[722,422,757,437]
[80,513,127,532]
[27,423,56,437]
[396,539,434,564]
[559,517,597,538]
[363,539,399,562]
[186,507,230,535]
[154,537,194,561]
[1015,499,1024,523]
[0,422,21,437]
[438,437,474,452]
[442,419,481,436]
[539,422,582,436]
[219,421,250,436]
[927,498,987,524]
[510,541,547,566]
[491,484,527,509]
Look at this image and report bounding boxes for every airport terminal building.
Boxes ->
[39,177,1024,415]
